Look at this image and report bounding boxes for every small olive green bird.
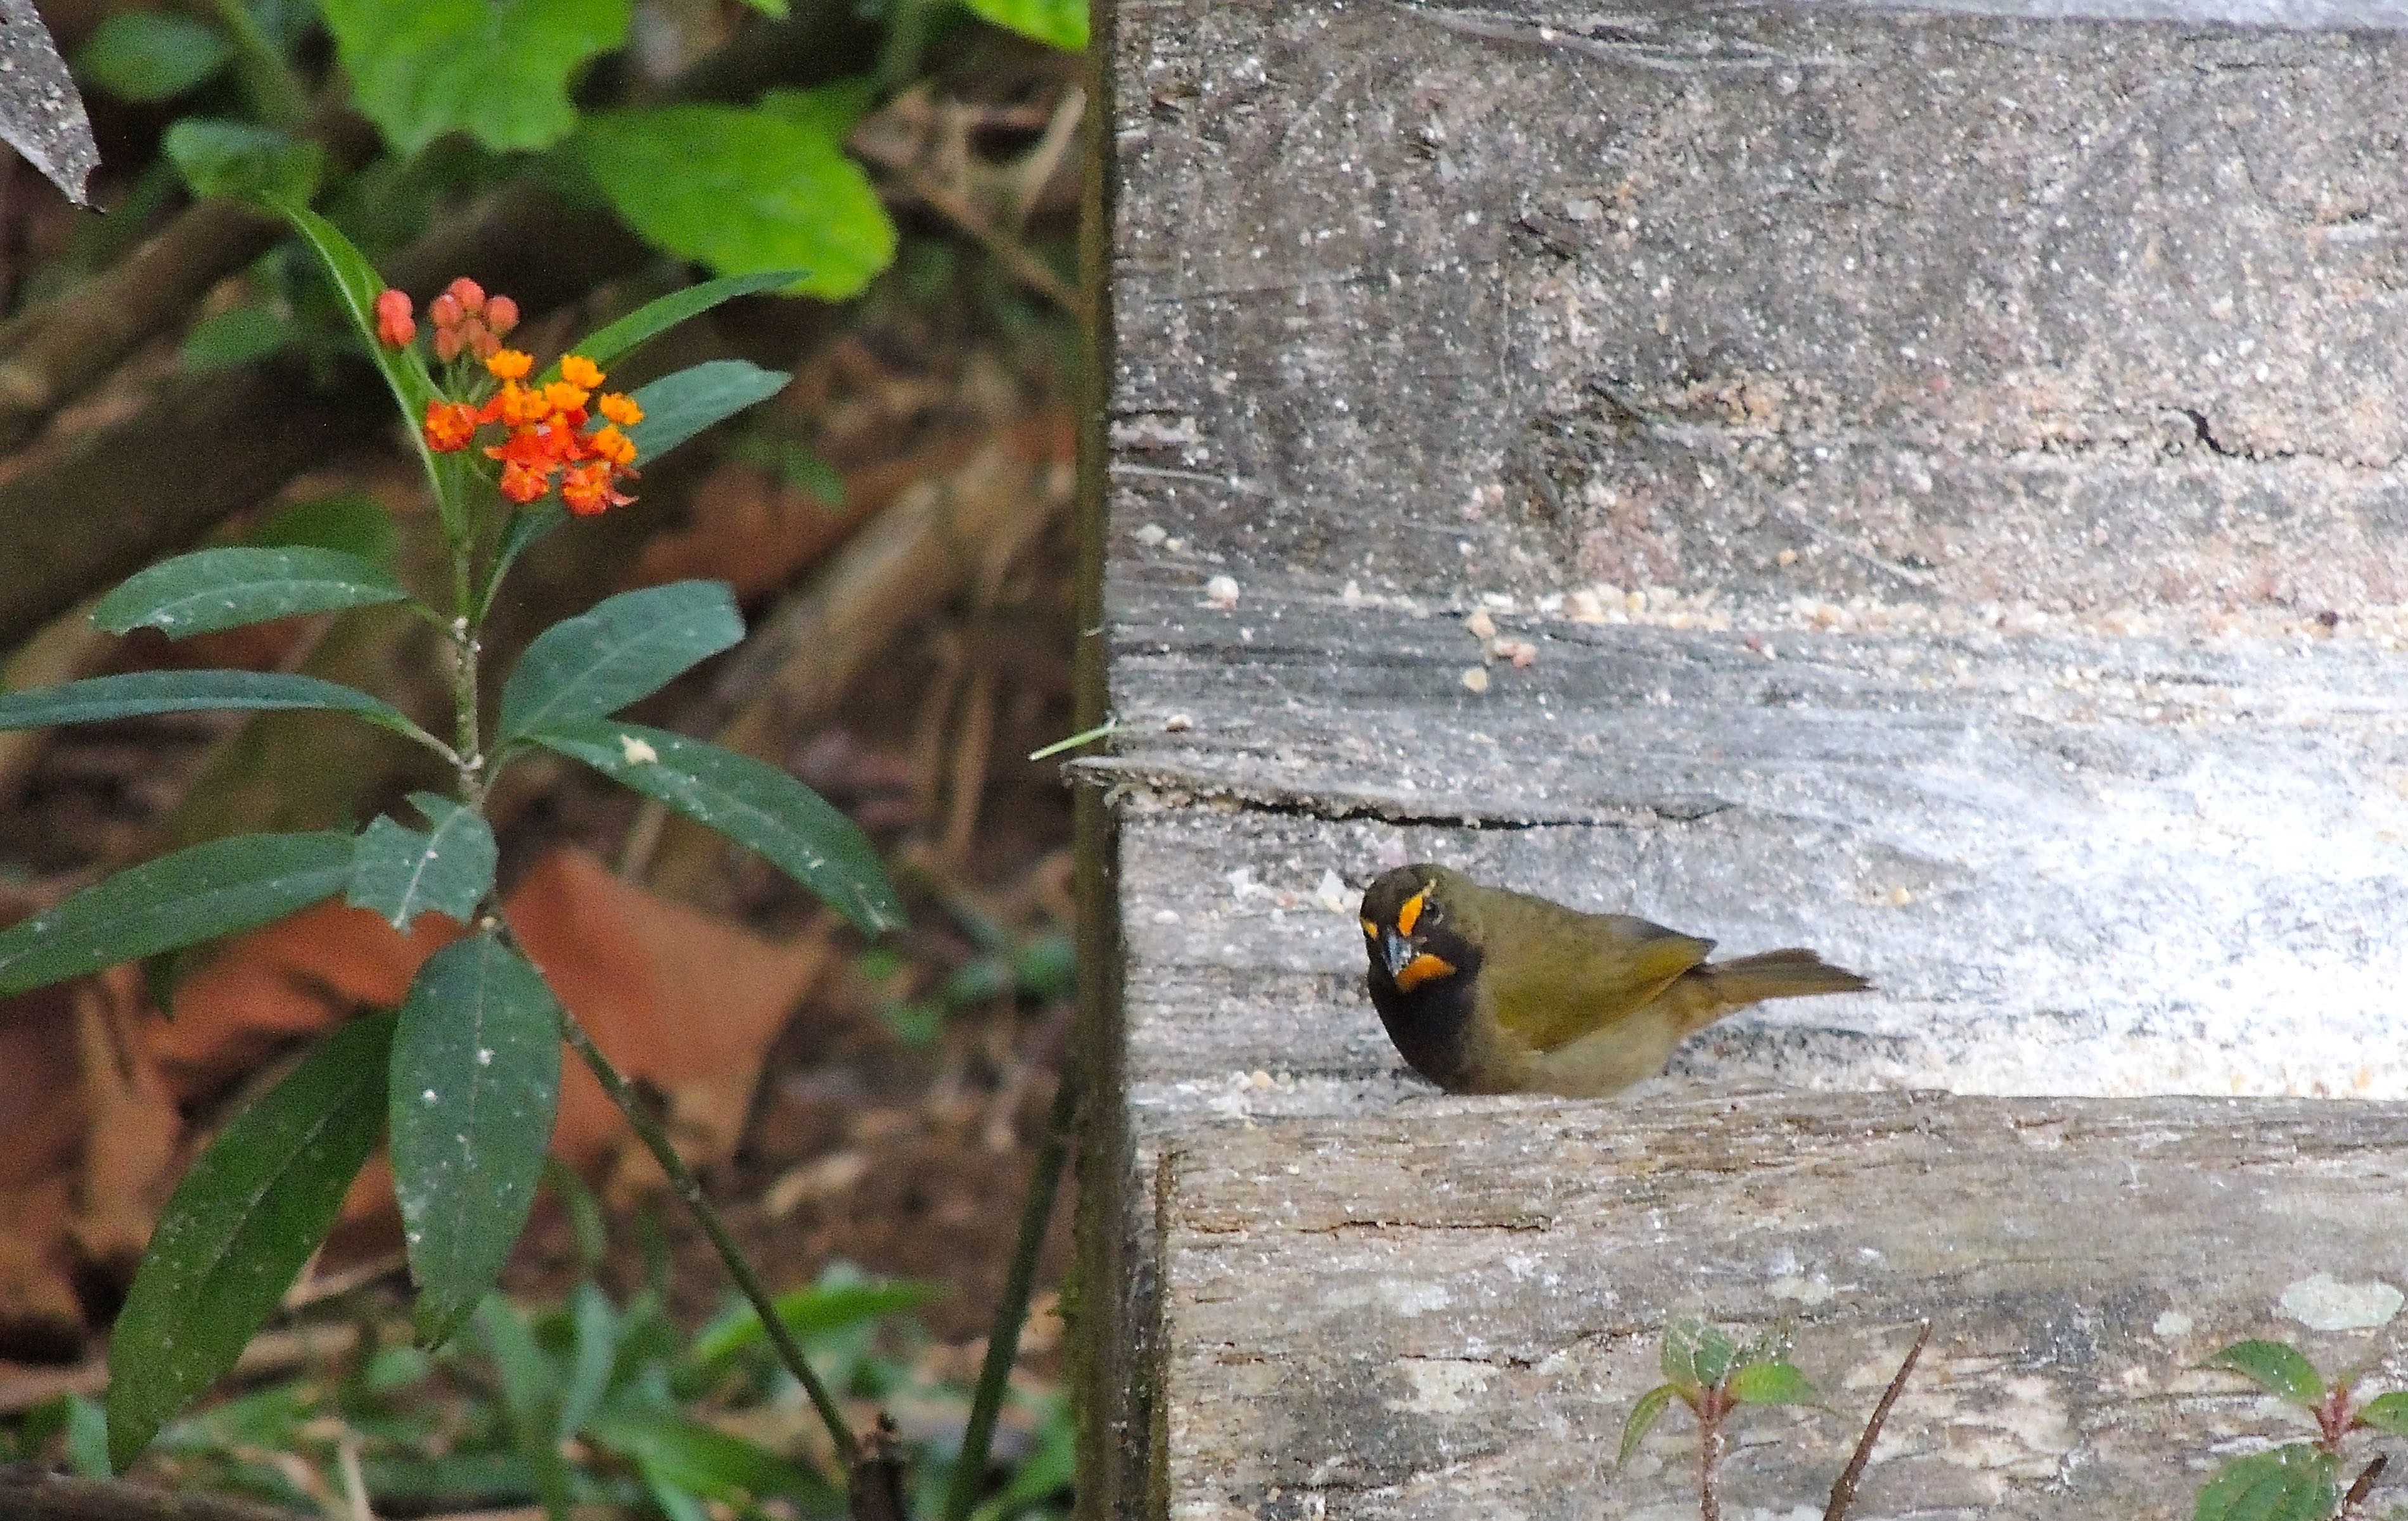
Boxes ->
[1358,863,1871,1097]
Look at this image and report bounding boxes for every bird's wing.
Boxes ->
[1488,909,1715,1055]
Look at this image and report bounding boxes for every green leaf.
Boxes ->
[77,13,233,103]
[94,547,410,640]
[163,120,324,207]
[559,271,805,377]
[61,1394,111,1478]
[265,198,442,476]
[0,671,427,744]
[105,1012,396,1470]
[0,831,355,997]
[733,0,789,15]
[181,304,293,372]
[1617,1383,1682,1467]
[2193,1445,2339,1521]
[496,580,743,744]
[961,0,1087,51]
[589,1413,814,1504]
[2206,1340,2328,1409]
[625,361,792,464]
[758,77,879,141]
[348,793,497,929]
[251,495,400,564]
[528,718,903,934]
[686,1276,940,1370]
[2355,1389,2408,1435]
[1662,1318,1738,1395]
[1726,1359,1821,1408]
[321,0,632,154]
[573,105,895,300]
[389,933,563,1346]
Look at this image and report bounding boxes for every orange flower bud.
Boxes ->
[559,355,605,390]
[598,392,643,427]
[485,295,519,336]
[375,289,415,348]
[433,326,463,364]
[430,292,463,328]
[485,348,534,382]
[468,326,501,359]
[444,277,487,315]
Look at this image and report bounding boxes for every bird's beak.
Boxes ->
[1381,927,1417,979]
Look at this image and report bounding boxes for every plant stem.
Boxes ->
[1698,1402,1723,1521]
[554,1008,863,1470]
[1824,1321,1931,1521]
[942,1062,1080,1521]
[204,0,311,129]
[2343,1453,2389,1518]
[447,547,484,807]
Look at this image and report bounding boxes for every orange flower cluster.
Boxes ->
[380,279,644,517]
[421,345,645,516]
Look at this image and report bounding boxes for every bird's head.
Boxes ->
[1359,864,1475,995]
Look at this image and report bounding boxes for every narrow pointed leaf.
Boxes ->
[390,933,563,1346]
[588,1413,814,1503]
[0,671,423,740]
[106,1012,396,1469]
[624,361,791,463]
[1726,1359,1821,1408]
[94,547,411,639]
[495,581,743,744]
[1617,1384,1681,1468]
[686,1276,940,1371]
[264,196,442,476]
[0,831,355,996]
[349,793,497,929]
[2193,1445,2338,1521]
[554,271,804,378]
[528,718,901,934]
[2204,1340,2326,1408]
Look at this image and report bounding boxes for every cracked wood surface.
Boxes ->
[1162,1091,2408,1520]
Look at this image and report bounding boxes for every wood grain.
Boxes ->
[1162,1091,2408,1519]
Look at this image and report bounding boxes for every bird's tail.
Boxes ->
[1681,949,1870,1034]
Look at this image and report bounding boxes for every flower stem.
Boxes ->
[554,1007,863,1471]
[942,1062,1080,1521]
[203,0,311,129]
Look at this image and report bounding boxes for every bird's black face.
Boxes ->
[1359,865,1468,996]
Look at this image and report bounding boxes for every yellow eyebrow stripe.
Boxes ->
[1396,889,1426,936]
[1360,918,1378,939]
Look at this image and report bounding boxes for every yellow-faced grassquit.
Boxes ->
[1359,863,1871,1097]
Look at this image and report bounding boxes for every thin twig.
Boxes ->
[552,1005,864,1473]
[941,1064,1080,1521]
[1824,1321,1931,1521]
[2342,1453,2389,1517]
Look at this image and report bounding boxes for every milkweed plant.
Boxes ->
[0,199,906,1478]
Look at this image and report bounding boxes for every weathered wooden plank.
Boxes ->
[1110,0,2408,614]
[1096,578,2408,1107]
[1162,1091,2408,1520]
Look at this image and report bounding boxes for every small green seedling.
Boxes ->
[2196,1339,2408,1521]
